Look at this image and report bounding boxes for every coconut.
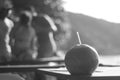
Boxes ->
[65,43,99,75]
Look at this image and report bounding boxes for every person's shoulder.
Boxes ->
[4,18,14,28]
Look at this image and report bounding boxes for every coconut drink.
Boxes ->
[65,32,99,75]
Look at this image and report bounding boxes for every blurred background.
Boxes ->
[1,0,120,64]
[63,0,120,64]
[1,0,120,80]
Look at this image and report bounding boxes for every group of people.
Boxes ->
[0,0,71,80]
[0,0,61,62]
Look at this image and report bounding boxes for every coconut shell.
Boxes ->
[65,44,99,75]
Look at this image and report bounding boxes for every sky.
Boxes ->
[63,0,120,23]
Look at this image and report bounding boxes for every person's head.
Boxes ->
[19,11,31,25]
[0,0,12,20]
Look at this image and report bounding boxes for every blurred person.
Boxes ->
[8,6,39,80]
[31,10,70,80]
[0,0,13,62]
[9,9,38,61]
[32,14,58,58]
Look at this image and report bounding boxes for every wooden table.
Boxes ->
[37,66,120,80]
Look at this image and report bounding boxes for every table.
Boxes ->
[37,66,120,80]
[0,63,120,80]
[0,57,64,72]
[0,64,65,73]
[1,56,120,80]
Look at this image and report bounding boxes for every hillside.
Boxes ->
[66,12,120,56]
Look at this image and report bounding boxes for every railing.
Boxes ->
[0,57,120,80]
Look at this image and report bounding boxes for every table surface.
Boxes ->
[37,66,120,80]
[0,63,65,72]
[1,56,120,80]
[0,64,120,80]
[0,56,64,72]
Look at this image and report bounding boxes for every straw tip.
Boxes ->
[76,31,81,44]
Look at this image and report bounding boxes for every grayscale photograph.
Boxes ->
[0,0,120,80]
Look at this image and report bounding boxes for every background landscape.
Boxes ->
[66,12,120,56]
